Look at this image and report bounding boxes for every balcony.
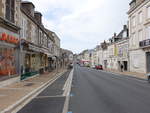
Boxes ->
[139,39,150,48]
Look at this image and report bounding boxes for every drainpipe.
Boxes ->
[18,29,22,81]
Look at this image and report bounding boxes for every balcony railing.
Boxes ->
[139,39,150,48]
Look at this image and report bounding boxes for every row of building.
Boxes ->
[0,0,73,80]
[78,0,150,75]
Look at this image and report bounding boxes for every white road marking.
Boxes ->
[62,69,74,113]
[36,95,64,99]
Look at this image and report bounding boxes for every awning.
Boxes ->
[28,44,43,53]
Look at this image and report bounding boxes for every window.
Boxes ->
[21,18,27,39]
[132,33,136,46]
[138,11,142,24]
[147,6,150,19]
[39,30,42,45]
[123,31,127,38]
[31,25,36,43]
[146,26,150,39]
[132,16,136,27]
[5,0,15,23]
[138,30,143,42]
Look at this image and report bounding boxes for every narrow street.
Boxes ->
[68,65,150,113]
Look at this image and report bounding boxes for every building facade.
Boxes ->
[116,25,129,71]
[0,0,64,80]
[0,0,21,78]
[128,0,150,74]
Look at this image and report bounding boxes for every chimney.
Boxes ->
[114,33,117,37]
[123,25,127,30]
[21,1,35,17]
[136,0,145,4]
[34,11,42,24]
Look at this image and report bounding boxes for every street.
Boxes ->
[68,65,150,113]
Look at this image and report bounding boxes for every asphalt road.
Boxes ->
[68,65,150,113]
[17,70,71,113]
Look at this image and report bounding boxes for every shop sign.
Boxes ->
[29,44,42,52]
[139,39,150,48]
[0,33,19,44]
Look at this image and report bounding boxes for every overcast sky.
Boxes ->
[26,0,131,53]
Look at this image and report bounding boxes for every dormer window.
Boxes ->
[129,0,136,8]
[5,0,15,23]
[123,31,127,38]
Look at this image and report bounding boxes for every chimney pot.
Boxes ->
[21,1,35,17]
[34,11,42,24]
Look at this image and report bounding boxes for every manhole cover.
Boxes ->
[24,83,34,87]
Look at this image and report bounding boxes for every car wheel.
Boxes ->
[148,76,150,83]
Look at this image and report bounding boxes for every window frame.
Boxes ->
[138,11,142,24]
[147,6,150,19]
[132,16,136,28]
[5,0,15,23]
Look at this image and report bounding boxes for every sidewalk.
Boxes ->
[104,69,147,80]
[0,69,67,113]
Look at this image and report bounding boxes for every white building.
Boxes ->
[128,0,150,74]
[115,25,129,71]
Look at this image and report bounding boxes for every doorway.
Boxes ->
[123,61,128,71]
[146,52,150,73]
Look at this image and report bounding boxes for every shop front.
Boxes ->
[21,41,41,80]
[21,41,52,79]
[0,32,19,78]
[38,48,50,74]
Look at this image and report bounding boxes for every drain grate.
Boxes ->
[24,83,34,87]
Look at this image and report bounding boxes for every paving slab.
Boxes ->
[0,89,31,111]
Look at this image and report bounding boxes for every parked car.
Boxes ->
[147,73,150,83]
[95,65,103,70]
[68,63,73,69]
[91,66,95,69]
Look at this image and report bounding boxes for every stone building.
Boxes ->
[46,30,61,70]
[89,49,96,67]
[113,25,129,71]
[0,0,65,81]
[100,41,109,69]
[60,48,73,68]
[107,33,118,70]
[0,0,21,79]
[19,1,55,79]
[128,0,150,74]
[116,25,129,71]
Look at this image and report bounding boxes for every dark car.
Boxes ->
[147,73,150,83]
[68,63,73,69]
[95,65,103,70]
